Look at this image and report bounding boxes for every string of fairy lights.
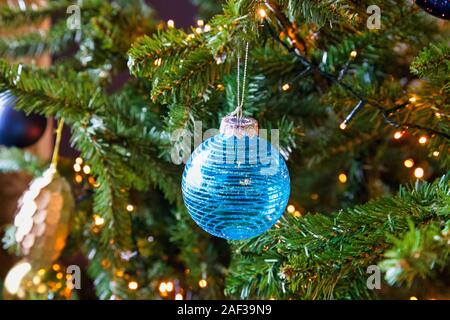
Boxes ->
[258,4,442,217]
[259,1,449,141]
[284,123,436,216]
[256,4,445,185]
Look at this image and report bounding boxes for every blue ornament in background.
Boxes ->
[0,91,47,148]
[415,0,450,20]
[182,116,290,240]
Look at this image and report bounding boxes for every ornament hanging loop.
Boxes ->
[50,118,65,171]
[231,42,249,120]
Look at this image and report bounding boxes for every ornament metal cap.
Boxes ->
[220,115,258,138]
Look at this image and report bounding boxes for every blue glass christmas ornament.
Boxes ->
[415,0,450,20]
[0,92,47,148]
[182,116,290,240]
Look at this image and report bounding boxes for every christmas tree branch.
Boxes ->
[263,1,450,140]
[0,0,102,28]
[380,220,450,287]
[128,0,259,104]
[411,41,450,91]
[0,60,107,120]
[225,175,450,299]
[0,19,74,57]
[0,147,44,175]
[276,0,358,27]
[0,60,169,298]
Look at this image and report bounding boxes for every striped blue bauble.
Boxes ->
[181,116,290,240]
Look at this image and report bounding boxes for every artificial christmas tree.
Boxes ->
[0,0,448,300]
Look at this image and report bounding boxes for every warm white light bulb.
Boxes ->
[94,215,105,226]
[414,167,424,179]
[4,262,31,295]
[418,136,428,144]
[128,281,138,290]
[159,282,167,293]
[403,159,414,168]
[393,131,403,139]
[258,8,267,18]
[199,279,208,288]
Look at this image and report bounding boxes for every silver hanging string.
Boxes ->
[231,42,249,120]
[236,48,241,117]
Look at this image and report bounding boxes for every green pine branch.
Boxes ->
[225,175,450,299]
[128,0,260,104]
[411,41,450,89]
[169,209,228,299]
[0,19,75,57]
[0,59,187,298]
[0,60,108,121]
[0,147,45,175]
[380,220,450,287]
[77,0,157,70]
[277,0,357,27]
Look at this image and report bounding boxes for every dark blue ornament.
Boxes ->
[0,92,47,148]
[415,0,450,20]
